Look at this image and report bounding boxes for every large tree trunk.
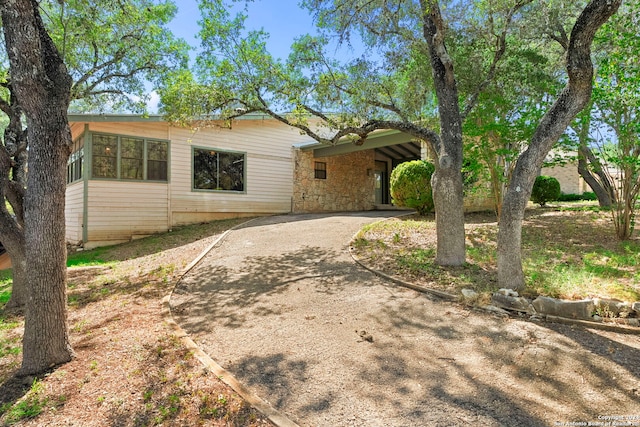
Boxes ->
[422,0,466,266]
[497,0,621,290]
[1,0,74,375]
[21,122,73,374]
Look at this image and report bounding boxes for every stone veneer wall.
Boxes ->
[293,149,376,213]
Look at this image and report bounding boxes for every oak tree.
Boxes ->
[163,0,531,266]
[0,0,187,310]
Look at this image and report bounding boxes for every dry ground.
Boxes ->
[1,206,639,426]
[0,219,272,427]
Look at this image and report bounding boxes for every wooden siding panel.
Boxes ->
[87,122,170,140]
[65,182,84,243]
[168,121,301,225]
[70,118,318,241]
[86,181,169,242]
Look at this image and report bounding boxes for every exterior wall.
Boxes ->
[84,180,169,247]
[168,120,311,225]
[292,149,376,212]
[65,181,84,244]
[542,162,585,194]
[463,184,496,213]
[86,121,171,141]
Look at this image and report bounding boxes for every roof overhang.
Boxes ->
[304,129,422,160]
[66,112,276,123]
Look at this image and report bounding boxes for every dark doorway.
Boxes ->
[374,160,389,205]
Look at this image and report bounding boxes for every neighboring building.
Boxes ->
[541,151,589,195]
[66,114,423,248]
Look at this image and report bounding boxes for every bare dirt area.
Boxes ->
[0,219,271,427]
[171,212,640,427]
[2,210,640,427]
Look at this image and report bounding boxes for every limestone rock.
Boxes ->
[593,298,634,318]
[632,302,640,315]
[482,305,510,317]
[491,293,534,313]
[532,296,595,321]
[461,289,479,300]
[497,288,519,297]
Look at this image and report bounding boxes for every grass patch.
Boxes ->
[0,379,47,424]
[0,271,12,308]
[352,204,640,302]
[66,218,247,267]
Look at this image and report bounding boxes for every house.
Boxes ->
[540,151,590,195]
[66,114,425,248]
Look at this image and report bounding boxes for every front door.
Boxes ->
[374,161,388,205]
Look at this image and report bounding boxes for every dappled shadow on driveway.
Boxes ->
[170,212,640,426]
[171,245,362,333]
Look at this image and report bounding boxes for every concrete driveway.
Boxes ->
[170,212,640,427]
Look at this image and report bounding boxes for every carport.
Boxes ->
[306,130,427,206]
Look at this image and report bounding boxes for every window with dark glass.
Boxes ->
[314,161,327,179]
[147,140,168,181]
[120,137,144,180]
[67,136,84,184]
[90,133,168,181]
[92,134,118,179]
[193,148,245,192]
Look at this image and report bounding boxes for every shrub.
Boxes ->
[390,160,435,215]
[531,175,561,206]
[557,192,597,202]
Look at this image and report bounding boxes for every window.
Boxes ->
[314,161,327,179]
[120,137,144,180]
[67,136,84,184]
[193,147,245,192]
[92,134,118,179]
[90,133,168,181]
[148,140,168,181]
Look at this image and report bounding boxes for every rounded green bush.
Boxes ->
[531,175,561,206]
[390,160,435,215]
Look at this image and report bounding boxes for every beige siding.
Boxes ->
[86,122,170,140]
[68,117,318,245]
[65,181,84,243]
[85,180,169,245]
[168,120,312,225]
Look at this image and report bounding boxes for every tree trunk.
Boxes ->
[422,0,466,266]
[4,250,27,311]
[1,0,75,375]
[577,144,613,207]
[21,123,73,375]
[497,0,621,290]
[573,108,613,207]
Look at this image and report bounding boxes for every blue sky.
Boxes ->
[170,0,321,60]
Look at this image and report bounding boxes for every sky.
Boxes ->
[169,0,322,61]
[149,0,364,111]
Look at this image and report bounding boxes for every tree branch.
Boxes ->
[461,0,534,120]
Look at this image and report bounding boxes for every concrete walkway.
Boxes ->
[170,212,640,427]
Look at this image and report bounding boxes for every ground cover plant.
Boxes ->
[352,202,640,303]
[0,218,272,427]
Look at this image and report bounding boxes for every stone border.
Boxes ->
[348,216,640,335]
[162,217,301,427]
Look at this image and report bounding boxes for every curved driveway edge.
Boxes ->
[168,212,640,427]
[163,218,300,427]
